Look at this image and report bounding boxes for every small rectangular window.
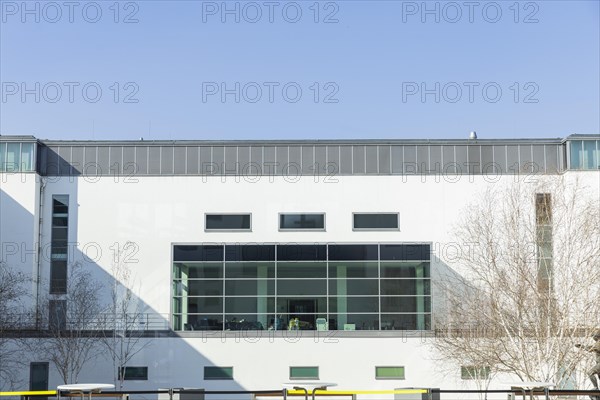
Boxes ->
[119,366,148,380]
[205,214,251,231]
[375,366,405,380]
[204,366,233,380]
[461,366,491,380]
[279,214,325,230]
[353,213,399,230]
[290,366,319,380]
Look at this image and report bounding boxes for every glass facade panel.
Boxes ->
[225,262,275,278]
[172,243,431,331]
[225,297,275,314]
[277,262,326,278]
[381,313,431,330]
[186,280,224,296]
[329,314,379,330]
[0,142,5,171]
[381,262,430,278]
[225,315,270,330]
[6,143,21,171]
[328,261,378,278]
[173,262,223,279]
[381,296,431,313]
[186,297,223,313]
[329,279,378,296]
[583,140,598,169]
[329,296,379,313]
[278,280,326,296]
[225,280,275,296]
[381,279,431,296]
[21,143,35,171]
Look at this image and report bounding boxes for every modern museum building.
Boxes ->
[1,134,599,391]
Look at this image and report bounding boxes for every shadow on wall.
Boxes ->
[1,177,248,392]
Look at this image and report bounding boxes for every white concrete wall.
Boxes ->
[8,169,598,391]
[0,172,40,303]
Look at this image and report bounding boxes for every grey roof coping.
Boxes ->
[2,134,598,146]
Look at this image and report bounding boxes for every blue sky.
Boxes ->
[0,0,598,140]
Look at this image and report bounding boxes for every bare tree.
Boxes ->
[36,262,106,384]
[101,241,150,389]
[0,263,30,389]
[433,176,600,388]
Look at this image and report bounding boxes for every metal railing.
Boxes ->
[1,312,170,332]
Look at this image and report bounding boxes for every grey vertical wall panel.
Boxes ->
[315,146,327,175]
[238,146,251,175]
[135,146,148,175]
[186,147,199,174]
[148,147,161,175]
[46,146,60,175]
[365,146,378,174]
[391,146,403,174]
[429,145,442,173]
[520,145,533,173]
[161,147,174,175]
[123,146,136,175]
[110,146,123,175]
[288,146,301,176]
[378,146,391,174]
[416,145,429,174]
[71,147,84,175]
[250,146,263,175]
[506,146,519,173]
[545,145,559,173]
[352,146,365,174]
[224,146,238,175]
[212,146,225,175]
[264,146,276,175]
[276,146,288,175]
[340,146,353,174]
[58,146,72,176]
[97,147,110,176]
[454,146,468,175]
[467,145,481,174]
[532,145,545,173]
[174,147,187,174]
[327,146,340,175]
[301,146,314,175]
[480,145,494,174]
[442,146,455,173]
[200,147,212,174]
[493,145,506,173]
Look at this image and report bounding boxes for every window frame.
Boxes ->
[204,213,252,232]
[289,366,319,380]
[352,212,400,231]
[375,366,405,380]
[278,213,326,232]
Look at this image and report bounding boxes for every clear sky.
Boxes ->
[0,0,598,140]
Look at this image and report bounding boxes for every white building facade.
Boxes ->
[1,135,599,391]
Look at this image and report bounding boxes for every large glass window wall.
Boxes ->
[172,244,431,331]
